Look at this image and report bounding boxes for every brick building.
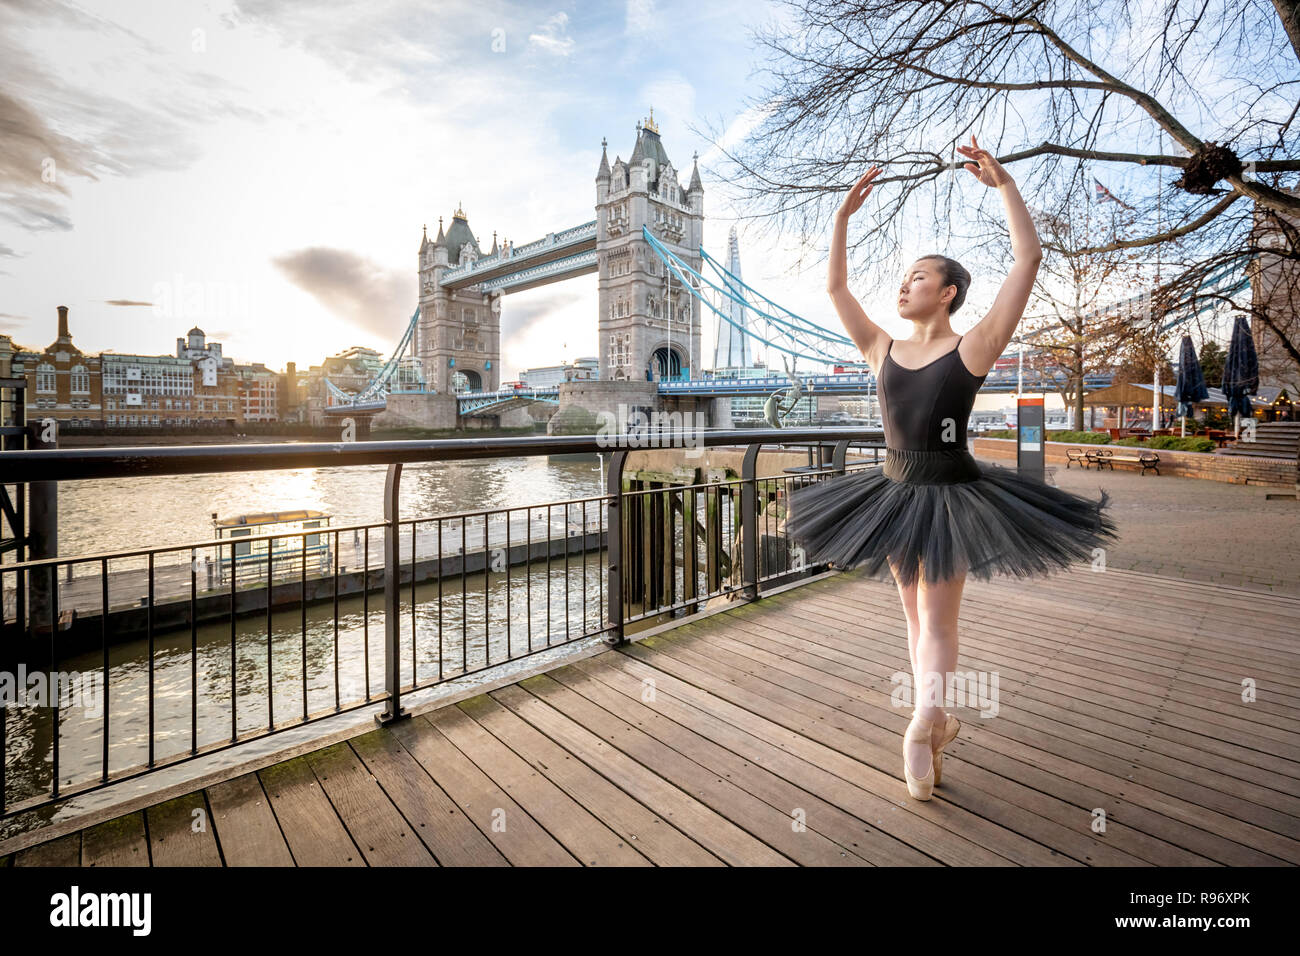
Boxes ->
[14,306,103,427]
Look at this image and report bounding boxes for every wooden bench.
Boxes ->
[1089,448,1161,476]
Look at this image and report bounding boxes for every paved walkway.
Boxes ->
[978,453,1300,597]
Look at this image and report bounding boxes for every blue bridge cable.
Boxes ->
[642,226,857,359]
[697,245,857,346]
[324,305,422,405]
[687,240,856,347]
[641,226,862,366]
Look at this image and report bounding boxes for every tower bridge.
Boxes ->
[359,111,723,433]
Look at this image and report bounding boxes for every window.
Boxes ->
[36,363,55,393]
[70,365,89,393]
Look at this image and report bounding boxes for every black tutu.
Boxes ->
[784,446,1119,588]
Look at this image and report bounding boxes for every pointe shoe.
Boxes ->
[931,712,961,787]
[902,714,935,800]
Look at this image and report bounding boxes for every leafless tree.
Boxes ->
[708,0,1300,380]
[1003,190,1164,425]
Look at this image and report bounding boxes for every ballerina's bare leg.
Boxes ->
[888,555,923,699]
[891,555,965,778]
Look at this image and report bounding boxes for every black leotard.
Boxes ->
[878,335,988,452]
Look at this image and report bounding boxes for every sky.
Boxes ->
[0,0,1279,378]
[0,0,801,377]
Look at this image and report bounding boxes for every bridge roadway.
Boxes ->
[321,370,1116,418]
[3,561,1297,866]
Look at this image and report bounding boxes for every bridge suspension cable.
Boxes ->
[641,226,863,368]
[323,306,424,406]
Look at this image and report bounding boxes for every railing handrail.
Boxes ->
[0,428,885,482]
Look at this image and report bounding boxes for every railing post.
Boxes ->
[741,443,761,602]
[605,449,628,645]
[27,418,57,633]
[832,439,850,474]
[377,463,409,725]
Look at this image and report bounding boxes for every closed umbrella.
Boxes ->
[1221,314,1259,438]
[1174,334,1209,437]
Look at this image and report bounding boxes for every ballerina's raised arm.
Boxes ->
[957,135,1044,377]
[827,165,892,373]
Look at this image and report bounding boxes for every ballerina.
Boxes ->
[785,135,1119,800]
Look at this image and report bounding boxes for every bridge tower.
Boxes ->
[550,112,730,435]
[417,206,502,395]
[595,111,704,383]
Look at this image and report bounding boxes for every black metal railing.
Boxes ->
[0,428,883,818]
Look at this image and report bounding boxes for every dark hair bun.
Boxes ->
[919,255,970,314]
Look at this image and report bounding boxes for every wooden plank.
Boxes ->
[658,618,1232,864]
[146,792,223,866]
[733,598,1300,816]
[727,600,1300,821]
[460,684,723,866]
[835,581,1300,695]
[206,773,294,867]
[349,727,509,866]
[425,700,651,866]
[689,589,1296,864]
[501,671,857,868]
[303,741,436,867]
[499,676,862,865]
[829,568,1300,669]
[780,586,1300,778]
[841,577,1298,706]
[389,712,578,866]
[13,832,81,867]
[975,573,1300,653]
[549,660,935,866]
[258,755,363,866]
[624,631,1143,864]
[805,581,1300,796]
[82,812,149,867]
[589,651,1049,865]
[431,702,655,868]
[815,572,1300,676]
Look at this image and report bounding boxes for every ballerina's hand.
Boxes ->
[836,165,882,220]
[956,135,1011,188]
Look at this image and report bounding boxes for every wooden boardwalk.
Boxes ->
[3,565,1298,866]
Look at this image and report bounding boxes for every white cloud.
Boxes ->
[0,0,774,376]
[626,0,655,36]
[529,12,574,56]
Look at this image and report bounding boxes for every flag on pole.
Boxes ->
[1092,176,1134,209]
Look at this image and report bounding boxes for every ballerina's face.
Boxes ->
[897,260,955,319]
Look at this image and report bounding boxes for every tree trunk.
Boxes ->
[1276,0,1300,62]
